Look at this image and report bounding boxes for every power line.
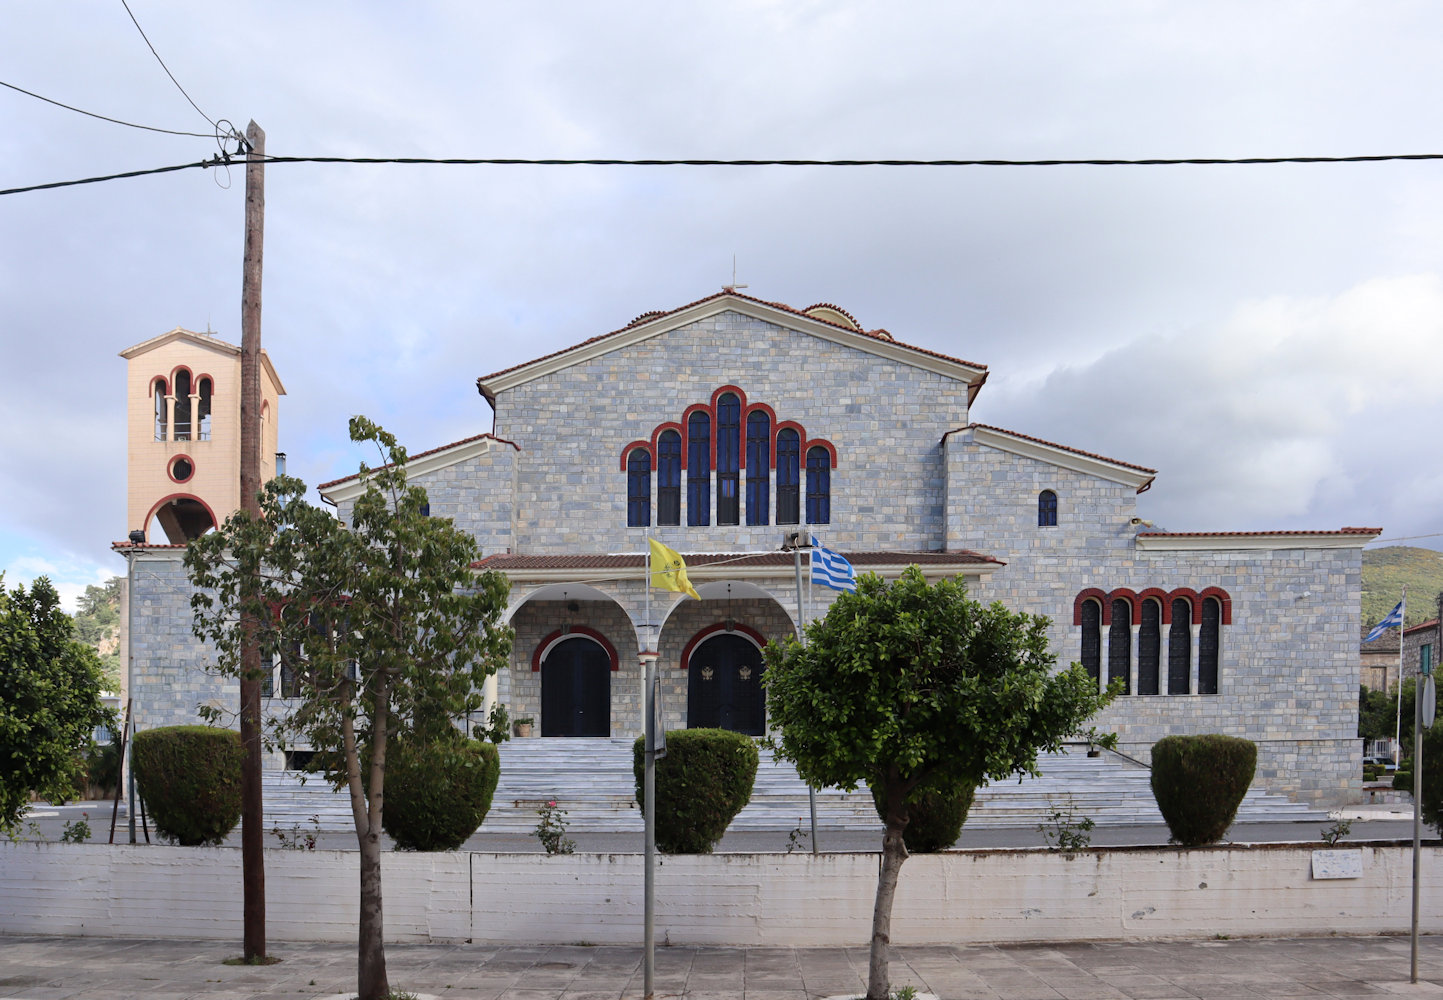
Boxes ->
[120,0,218,130]
[7,149,1443,198]
[0,80,214,138]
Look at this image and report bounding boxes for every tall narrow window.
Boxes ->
[153,378,168,441]
[1138,599,1161,695]
[657,430,681,526]
[1198,597,1221,694]
[197,377,213,441]
[716,393,740,525]
[1038,490,1058,526]
[1424,644,1434,676]
[777,428,800,525]
[627,449,651,527]
[1109,599,1131,694]
[1080,599,1101,682]
[1168,598,1192,694]
[745,411,770,526]
[687,412,711,526]
[173,370,192,441]
[805,446,831,524]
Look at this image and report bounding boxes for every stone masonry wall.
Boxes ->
[493,311,971,555]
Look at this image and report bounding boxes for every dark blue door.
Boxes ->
[687,634,765,736]
[541,637,610,737]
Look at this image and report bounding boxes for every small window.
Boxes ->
[1423,644,1434,676]
[776,429,800,525]
[197,377,213,441]
[657,431,681,526]
[805,446,830,524]
[1080,599,1101,682]
[153,378,168,441]
[687,413,711,526]
[1109,599,1131,694]
[627,449,651,527]
[1038,490,1058,527]
[716,394,740,526]
[169,456,194,483]
[745,412,770,526]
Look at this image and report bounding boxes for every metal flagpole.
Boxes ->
[643,534,655,1000]
[1395,587,1406,764]
[788,532,819,853]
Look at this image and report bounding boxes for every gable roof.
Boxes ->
[475,290,990,407]
[118,327,287,394]
[317,433,519,501]
[944,423,1157,492]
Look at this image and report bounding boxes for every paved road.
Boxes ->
[0,933,1440,999]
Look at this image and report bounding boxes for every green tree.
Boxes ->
[73,577,123,690]
[0,575,114,831]
[187,418,512,1000]
[763,567,1114,1000]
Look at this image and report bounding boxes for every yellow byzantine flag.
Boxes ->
[649,538,700,600]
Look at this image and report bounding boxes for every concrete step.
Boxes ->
[260,738,1326,835]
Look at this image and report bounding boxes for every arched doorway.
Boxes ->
[541,636,611,737]
[687,633,765,736]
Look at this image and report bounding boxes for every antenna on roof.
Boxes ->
[723,255,747,294]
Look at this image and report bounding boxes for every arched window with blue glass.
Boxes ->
[716,393,741,525]
[745,411,770,526]
[805,446,831,524]
[657,430,681,526]
[627,448,651,527]
[776,428,800,525]
[1038,489,1058,526]
[687,412,711,526]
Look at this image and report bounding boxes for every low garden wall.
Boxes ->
[1,842,1438,946]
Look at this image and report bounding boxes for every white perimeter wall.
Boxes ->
[2,843,1438,946]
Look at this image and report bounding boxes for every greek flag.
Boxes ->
[810,536,856,593]
[1364,599,1405,643]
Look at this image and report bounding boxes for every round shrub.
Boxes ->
[1395,768,1415,791]
[132,725,242,846]
[633,728,758,853]
[869,780,975,853]
[381,737,500,851]
[1150,734,1256,846]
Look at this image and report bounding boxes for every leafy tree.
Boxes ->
[763,567,1114,1000]
[187,418,512,1000]
[73,577,123,690]
[0,575,114,831]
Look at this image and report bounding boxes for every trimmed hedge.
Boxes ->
[1150,734,1256,846]
[869,780,975,853]
[381,737,500,851]
[633,729,758,853]
[1422,724,1443,835]
[1395,769,1415,791]
[132,726,243,846]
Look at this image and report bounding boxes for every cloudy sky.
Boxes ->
[4,2,1441,608]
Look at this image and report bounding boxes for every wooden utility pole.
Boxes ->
[239,119,267,961]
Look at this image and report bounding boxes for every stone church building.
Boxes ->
[120,291,1377,807]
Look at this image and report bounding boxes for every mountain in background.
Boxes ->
[1361,546,1443,629]
[73,577,122,691]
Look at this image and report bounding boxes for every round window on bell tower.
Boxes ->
[169,456,194,483]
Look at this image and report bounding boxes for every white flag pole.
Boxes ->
[1395,588,1406,764]
[642,533,656,1000]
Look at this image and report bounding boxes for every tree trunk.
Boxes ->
[343,689,389,1000]
[868,781,910,1000]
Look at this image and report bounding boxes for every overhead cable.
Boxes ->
[0,80,214,138]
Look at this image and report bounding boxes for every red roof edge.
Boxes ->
[475,290,989,389]
[948,423,1158,477]
[317,433,519,490]
[1136,527,1383,538]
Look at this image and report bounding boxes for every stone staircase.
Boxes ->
[262,737,1324,835]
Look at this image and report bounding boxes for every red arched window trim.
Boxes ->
[170,364,194,385]
[1199,587,1233,624]
[1138,588,1170,622]
[740,401,778,471]
[1108,588,1139,625]
[806,439,839,468]
[679,403,712,472]
[619,440,654,472]
[167,453,196,484]
[1073,588,1109,625]
[710,384,748,411]
[679,622,769,671]
[531,626,620,672]
[150,375,170,394]
[1168,588,1200,624]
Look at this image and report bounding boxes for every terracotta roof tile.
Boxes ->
[471,549,1002,571]
[1136,528,1382,538]
[475,290,988,390]
[111,541,188,550]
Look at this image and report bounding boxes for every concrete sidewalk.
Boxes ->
[0,934,1440,1000]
